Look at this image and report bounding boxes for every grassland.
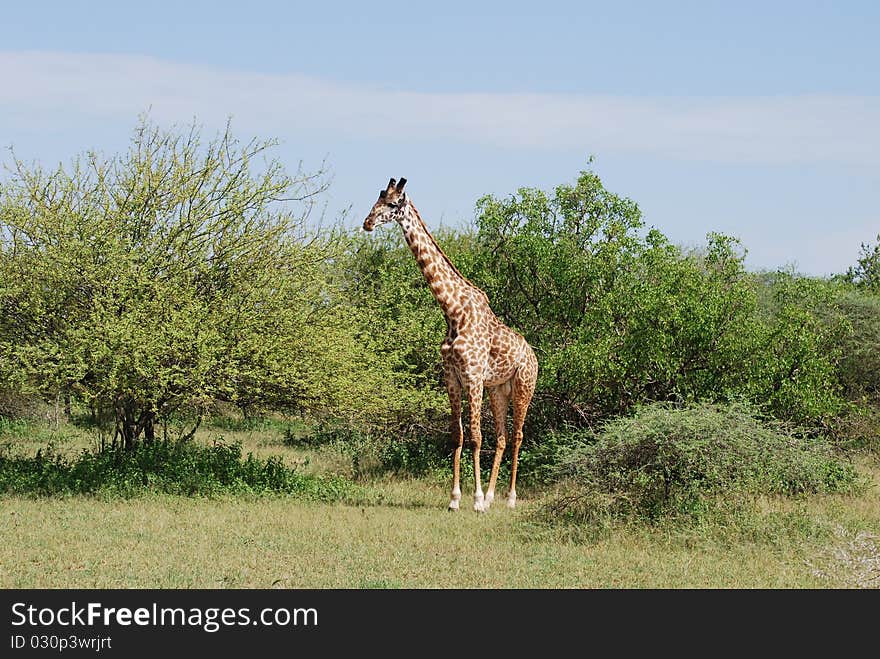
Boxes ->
[1,422,879,588]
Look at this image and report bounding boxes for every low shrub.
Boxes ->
[0,390,49,421]
[826,401,880,454]
[830,290,880,400]
[0,417,34,439]
[0,438,355,500]
[513,429,587,487]
[289,424,449,479]
[538,403,863,530]
[204,415,293,434]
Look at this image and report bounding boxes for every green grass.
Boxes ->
[2,480,878,588]
[0,419,878,588]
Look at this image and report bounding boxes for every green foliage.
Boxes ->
[844,233,880,291]
[827,289,880,400]
[0,118,377,446]
[472,170,645,351]
[749,273,848,423]
[203,414,293,434]
[0,389,46,421]
[540,403,862,529]
[751,274,880,437]
[472,168,844,430]
[285,423,449,478]
[0,416,33,438]
[351,432,448,478]
[330,228,460,429]
[0,439,354,499]
[828,404,880,452]
[512,429,585,487]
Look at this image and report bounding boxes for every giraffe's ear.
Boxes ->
[396,178,407,192]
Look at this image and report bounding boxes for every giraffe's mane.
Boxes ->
[410,205,488,302]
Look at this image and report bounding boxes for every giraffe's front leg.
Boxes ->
[445,368,464,511]
[468,382,486,512]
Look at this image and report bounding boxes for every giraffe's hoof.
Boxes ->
[506,492,517,509]
[448,499,460,511]
[484,491,494,510]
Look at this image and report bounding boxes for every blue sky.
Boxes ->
[2,1,878,275]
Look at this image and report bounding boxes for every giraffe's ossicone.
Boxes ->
[363,177,538,511]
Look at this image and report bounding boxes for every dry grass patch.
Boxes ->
[809,526,880,588]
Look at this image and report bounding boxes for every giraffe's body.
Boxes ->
[363,178,538,511]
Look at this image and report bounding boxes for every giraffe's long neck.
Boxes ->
[398,204,474,320]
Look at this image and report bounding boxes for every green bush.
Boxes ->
[826,403,880,453]
[0,390,48,421]
[748,273,848,424]
[288,423,449,478]
[473,169,846,430]
[829,289,880,399]
[0,439,355,499]
[333,228,461,427]
[539,403,862,529]
[511,429,586,487]
[203,415,293,434]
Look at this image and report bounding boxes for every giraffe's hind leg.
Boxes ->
[485,382,511,510]
[508,357,537,509]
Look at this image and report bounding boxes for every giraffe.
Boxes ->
[362,177,538,512]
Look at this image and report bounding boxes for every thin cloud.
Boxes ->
[1,50,879,167]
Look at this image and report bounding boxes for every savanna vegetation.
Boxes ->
[1,120,878,588]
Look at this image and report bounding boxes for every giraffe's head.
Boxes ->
[362,177,408,231]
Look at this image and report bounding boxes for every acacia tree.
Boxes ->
[0,118,331,447]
